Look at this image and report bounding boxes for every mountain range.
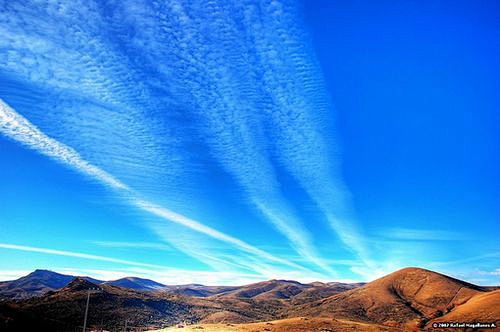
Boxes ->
[0,269,235,299]
[0,269,103,299]
[0,267,498,331]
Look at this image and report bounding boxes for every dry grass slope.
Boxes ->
[289,267,496,330]
[150,317,397,332]
[428,290,500,330]
[1,267,498,331]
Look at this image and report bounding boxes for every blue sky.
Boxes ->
[0,0,498,285]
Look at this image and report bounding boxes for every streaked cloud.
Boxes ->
[0,270,34,282]
[240,0,371,266]
[0,99,128,190]
[134,199,304,270]
[0,0,376,279]
[0,99,303,274]
[381,227,465,241]
[0,242,324,284]
[0,243,165,269]
[90,241,172,251]
[113,0,333,273]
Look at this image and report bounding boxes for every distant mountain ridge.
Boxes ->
[0,277,199,331]
[0,270,362,300]
[0,270,173,299]
[104,276,168,292]
[209,279,363,302]
[0,274,362,331]
[1,267,498,331]
[0,269,103,299]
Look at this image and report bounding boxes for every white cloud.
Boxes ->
[428,252,500,267]
[231,0,374,273]
[0,0,372,279]
[0,243,325,284]
[381,227,464,241]
[133,199,302,270]
[0,243,166,269]
[90,241,172,251]
[0,99,303,273]
[0,270,34,282]
[120,0,333,273]
[0,100,128,190]
[350,262,405,282]
[0,243,169,268]
[476,268,500,276]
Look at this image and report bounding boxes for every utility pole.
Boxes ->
[82,287,100,332]
[82,289,90,332]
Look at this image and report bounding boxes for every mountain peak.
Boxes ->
[32,269,50,273]
[1,267,498,331]
[29,269,58,276]
[292,266,492,329]
[105,276,167,291]
[62,277,100,292]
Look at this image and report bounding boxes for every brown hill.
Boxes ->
[60,277,102,292]
[0,278,207,331]
[1,268,497,331]
[290,267,494,330]
[211,279,360,302]
[104,277,169,292]
[0,277,300,330]
[197,279,363,324]
[212,279,307,300]
[428,290,500,330]
[168,284,239,297]
[289,281,364,305]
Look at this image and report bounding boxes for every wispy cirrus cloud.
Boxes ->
[0,100,128,190]
[0,0,191,209]
[0,243,315,285]
[430,252,500,267]
[236,0,372,267]
[381,227,465,241]
[476,268,500,276]
[108,0,333,273]
[0,243,164,269]
[90,241,172,251]
[0,270,38,282]
[135,200,304,270]
[0,0,371,278]
[0,99,302,274]
[0,0,331,274]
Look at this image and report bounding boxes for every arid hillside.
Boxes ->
[151,317,396,332]
[289,267,498,330]
[0,267,498,331]
[0,277,202,331]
